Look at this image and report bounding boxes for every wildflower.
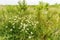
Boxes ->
[5,26,8,28]
[21,22,23,25]
[28,21,30,23]
[32,22,34,25]
[14,19,16,21]
[13,26,15,28]
[26,20,30,23]
[15,16,17,18]
[21,29,24,32]
[34,23,36,26]
[28,36,32,39]
[18,26,22,29]
[12,23,15,25]
[24,24,28,27]
[25,30,27,33]
[9,21,11,23]
[31,32,33,34]
[27,28,29,30]
[10,29,13,31]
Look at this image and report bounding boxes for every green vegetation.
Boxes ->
[0,1,60,40]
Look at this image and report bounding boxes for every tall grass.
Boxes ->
[0,1,60,40]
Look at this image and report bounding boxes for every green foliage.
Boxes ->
[0,1,60,40]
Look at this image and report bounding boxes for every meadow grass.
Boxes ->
[0,2,60,40]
